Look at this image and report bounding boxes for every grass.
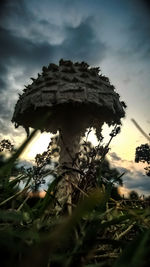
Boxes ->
[0,128,150,267]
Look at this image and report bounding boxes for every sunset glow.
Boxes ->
[21,131,52,161]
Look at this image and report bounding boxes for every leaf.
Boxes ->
[20,189,109,267]
[37,174,62,215]
[0,210,23,222]
[0,129,38,178]
[113,230,150,267]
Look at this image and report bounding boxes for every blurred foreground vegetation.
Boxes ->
[0,129,150,267]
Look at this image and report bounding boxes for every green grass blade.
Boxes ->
[0,129,38,177]
[113,230,150,267]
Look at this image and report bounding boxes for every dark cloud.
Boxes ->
[137,0,150,12]
[117,167,132,174]
[0,101,11,120]
[109,152,122,161]
[0,17,105,70]
[0,0,106,72]
[0,0,106,137]
[0,0,31,24]
[0,119,11,135]
[121,170,150,194]
[116,1,150,61]
[0,64,9,92]
[0,18,106,113]
[128,22,150,59]
[0,78,5,90]
[62,19,106,64]
[110,161,150,195]
[0,27,55,69]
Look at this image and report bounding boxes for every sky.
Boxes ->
[0,0,150,196]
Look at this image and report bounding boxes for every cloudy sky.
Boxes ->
[0,0,150,196]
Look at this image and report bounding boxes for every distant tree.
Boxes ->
[135,143,150,176]
[0,139,14,152]
[111,186,122,200]
[129,190,139,200]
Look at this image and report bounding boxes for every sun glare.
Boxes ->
[20,120,146,163]
[21,131,51,161]
[21,128,99,161]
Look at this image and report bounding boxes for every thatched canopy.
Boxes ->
[12,59,125,138]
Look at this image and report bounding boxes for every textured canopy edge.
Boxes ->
[12,102,124,134]
[11,59,126,136]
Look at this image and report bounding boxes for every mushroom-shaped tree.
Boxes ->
[12,59,125,212]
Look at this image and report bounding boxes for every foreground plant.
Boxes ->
[0,130,150,267]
